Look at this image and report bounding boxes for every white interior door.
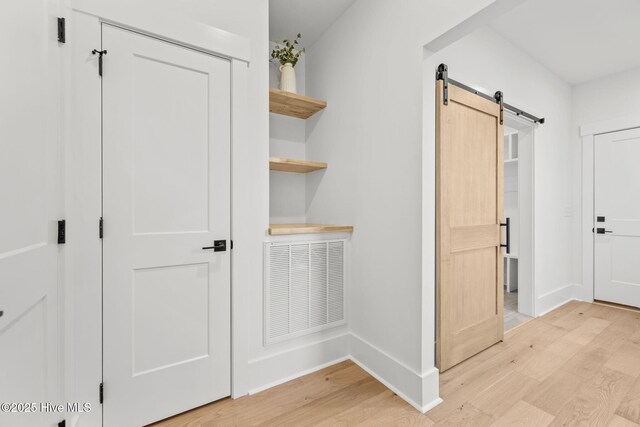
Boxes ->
[594,127,640,308]
[102,24,231,427]
[0,2,62,427]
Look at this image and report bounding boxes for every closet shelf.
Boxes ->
[269,223,354,235]
[269,88,326,119]
[269,157,327,173]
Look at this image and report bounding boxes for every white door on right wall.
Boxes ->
[594,127,640,308]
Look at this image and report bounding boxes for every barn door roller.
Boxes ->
[436,64,448,105]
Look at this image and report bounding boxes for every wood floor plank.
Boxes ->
[505,319,568,351]
[226,364,370,426]
[560,344,616,381]
[564,317,612,345]
[491,400,554,427]
[256,377,386,426]
[608,414,640,427]
[550,368,634,427]
[439,341,511,386]
[590,323,633,351]
[630,329,640,346]
[616,376,640,424]
[431,404,494,427]
[325,389,435,427]
[516,339,583,381]
[605,342,640,378]
[542,301,591,330]
[429,344,533,421]
[469,371,540,418]
[523,369,587,416]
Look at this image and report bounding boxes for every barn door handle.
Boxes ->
[596,228,612,234]
[500,218,511,254]
[202,240,226,252]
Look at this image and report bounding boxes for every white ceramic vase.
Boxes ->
[279,62,297,94]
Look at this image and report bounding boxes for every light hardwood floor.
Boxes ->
[152,301,640,426]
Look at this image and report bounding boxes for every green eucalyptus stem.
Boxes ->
[271,33,305,67]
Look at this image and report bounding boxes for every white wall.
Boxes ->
[425,27,575,317]
[570,65,640,298]
[572,67,640,126]
[305,0,497,410]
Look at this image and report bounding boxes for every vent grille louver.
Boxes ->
[265,240,346,344]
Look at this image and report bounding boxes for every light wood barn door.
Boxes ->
[436,81,504,372]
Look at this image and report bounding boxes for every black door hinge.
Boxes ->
[57,18,65,43]
[99,382,104,404]
[57,220,66,244]
[231,240,234,250]
[92,49,107,77]
[99,217,103,239]
[58,420,66,427]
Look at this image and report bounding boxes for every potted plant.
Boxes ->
[271,33,305,94]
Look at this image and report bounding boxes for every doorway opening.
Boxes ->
[503,113,535,330]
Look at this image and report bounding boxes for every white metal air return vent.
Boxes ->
[264,240,346,344]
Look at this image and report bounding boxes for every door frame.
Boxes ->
[65,5,251,425]
[503,112,536,318]
[580,114,640,303]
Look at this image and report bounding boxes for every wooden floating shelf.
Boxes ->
[269,157,327,173]
[269,223,354,235]
[269,88,327,119]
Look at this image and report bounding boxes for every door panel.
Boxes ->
[132,263,210,375]
[594,128,640,308]
[102,24,231,427]
[436,81,504,372]
[0,1,62,426]
[131,54,210,234]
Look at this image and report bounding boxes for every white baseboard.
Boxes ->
[421,367,443,413]
[570,282,594,303]
[244,331,444,414]
[536,284,581,316]
[349,333,441,413]
[247,333,350,395]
